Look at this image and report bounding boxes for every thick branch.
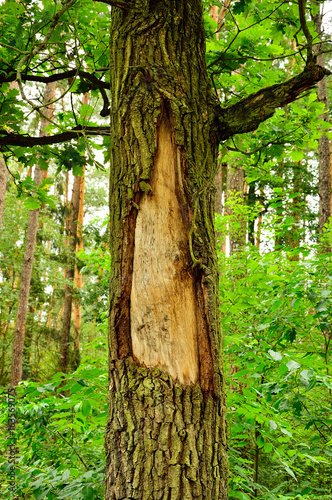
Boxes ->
[0,126,110,148]
[217,62,330,141]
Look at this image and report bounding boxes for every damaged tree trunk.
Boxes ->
[105,1,329,498]
[105,1,227,498]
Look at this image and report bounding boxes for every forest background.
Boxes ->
[0,0,332,499]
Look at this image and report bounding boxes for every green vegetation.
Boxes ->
[1,0,332,498]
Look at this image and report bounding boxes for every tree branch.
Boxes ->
[217,62,330,141]
[1,70,109,89]
[0,126,110,148]
[298,0,313,62]
[1,70,110,116]
[93,0,134,9]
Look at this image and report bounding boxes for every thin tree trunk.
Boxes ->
[313,4,331,245]
[105,2,228,498]
[0,155,8,236]
[71,92,88,371]
[59,173,81,373]
[285,161,303,260]
[226,164,245,253]
[10,82,56,387]
[71,168,86,369]
[255,189,264,249]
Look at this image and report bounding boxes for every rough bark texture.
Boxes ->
[106,1,227,498]
[59,173,81,373]
[313,6,331,242]
[0,154,8,236]
[105,359,228,500]
[10,81,55,387]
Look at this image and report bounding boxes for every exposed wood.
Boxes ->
[131,114,199,386]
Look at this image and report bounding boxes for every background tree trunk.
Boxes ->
[313,3,331,244]
[105,1,228,498]
[0,155,7,236]
[59,173,81,373]
[71,91,88,371]
[10,81,55,387]
[226,164,245,253]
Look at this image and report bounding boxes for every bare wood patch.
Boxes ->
[131,114,199,385]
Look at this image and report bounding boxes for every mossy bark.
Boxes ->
[106,1,227,497]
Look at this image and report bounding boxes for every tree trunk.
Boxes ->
[105,1,228,498]
[59,173,81,373]
[0,155,8,236]
[10,81,55,387]
[226,164,245,254]
[72,165,86,370]
[313,4,331,244]
[71,92,88,371]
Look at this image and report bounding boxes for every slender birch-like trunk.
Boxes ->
[10,82,56,387]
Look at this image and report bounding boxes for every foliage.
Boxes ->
[0,0,332,498]
[0,350,107,499]
[217,199,332,500]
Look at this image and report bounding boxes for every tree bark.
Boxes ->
[72,164,86,370]
[313,4,331,244]
[70,93,88,370]
[0,154,8,236]
[59,173,81,373]
[226,164,245,254]
[10,81,55,387]
[105,1,227,498]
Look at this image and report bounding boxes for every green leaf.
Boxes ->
[286,360,300,371]
[82,485,94,499]
[82,400,91,417]
[264,442,273,453]
[268,350,282,361]
[269,420,277,431]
